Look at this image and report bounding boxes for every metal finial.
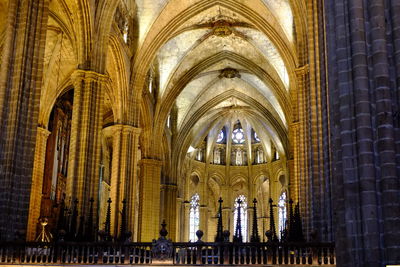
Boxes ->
[160,220,168,238]
[104,198,112,241]
[233,198,243,243]
[215,197,224,242]
[268,198,278,242]
[251,198,260,242]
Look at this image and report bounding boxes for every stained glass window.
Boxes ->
[233,195,248,242]
[254,132,260,142]
[216,130,224,143]
[278,192,287,239]
[189,193,200,241]
[232,128,245,144]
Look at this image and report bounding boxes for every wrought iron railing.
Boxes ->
[0,241,335,265]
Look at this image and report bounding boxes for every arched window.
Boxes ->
[189,193,200,241]
[233,195,248,242]
[254,132,260,142]
[278,191,287,239]
[216,130,224,143]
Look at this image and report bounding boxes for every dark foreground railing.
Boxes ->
[0,241,335,265]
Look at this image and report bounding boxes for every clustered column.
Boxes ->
[138,159,162,241]
[67,70,109,219]
[102,125,141,237]
[326,0,400,265]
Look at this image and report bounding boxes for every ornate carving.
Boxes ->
[212,20,233,37]
[152,221,173,263]
[219,68,240,79]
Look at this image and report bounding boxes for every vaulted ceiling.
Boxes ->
[134,0,303,165]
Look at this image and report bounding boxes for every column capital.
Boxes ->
[37,126,51,138]
[294,65,309,77]
[71,69,111,85]
[161,183,178,190]
[102,124,141,137]
[289,121,300,130]
[140,158,162,166]
[122,125,142,135]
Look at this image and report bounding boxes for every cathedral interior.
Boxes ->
[0,0,399,267]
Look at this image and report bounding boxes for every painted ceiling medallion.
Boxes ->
[212,20,233,37]
[219,68,241,79]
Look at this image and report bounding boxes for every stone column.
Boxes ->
[294,65,311,236]
[160,184,177,241]
[123,126,142,236]
[199,205,208,239]
[0,0,49,240]
[67,70,109,218]
[325,0,400,264]
[183,201,190,241]
[103,125,141,237]
[26,127,51,241]
[175,197,184,241]
[138,159,162,241]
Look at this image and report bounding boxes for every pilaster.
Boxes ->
[138,158,162,241]
[26,127,51,241]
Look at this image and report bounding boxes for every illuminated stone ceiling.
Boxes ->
[136,0,296,159]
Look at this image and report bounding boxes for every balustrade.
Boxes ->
[0,241,334,265]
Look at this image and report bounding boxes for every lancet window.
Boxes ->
[278,191,287,239]
[216,130,224,143]
[189,193,200,242]
[233,195,248,242]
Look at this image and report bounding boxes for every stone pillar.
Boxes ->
[0,0,49,240]
[294,65,311,237]
[138,159,161,241]
[26,127,51,241]
[199,205,208,239]
[325,0,400,264]
[103,125,141,237]
[183,201,190,241]
[175,197,184,241]
[160,184,177,241]
[67,70,109,218]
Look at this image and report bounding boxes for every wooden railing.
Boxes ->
[0,241,335,265]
